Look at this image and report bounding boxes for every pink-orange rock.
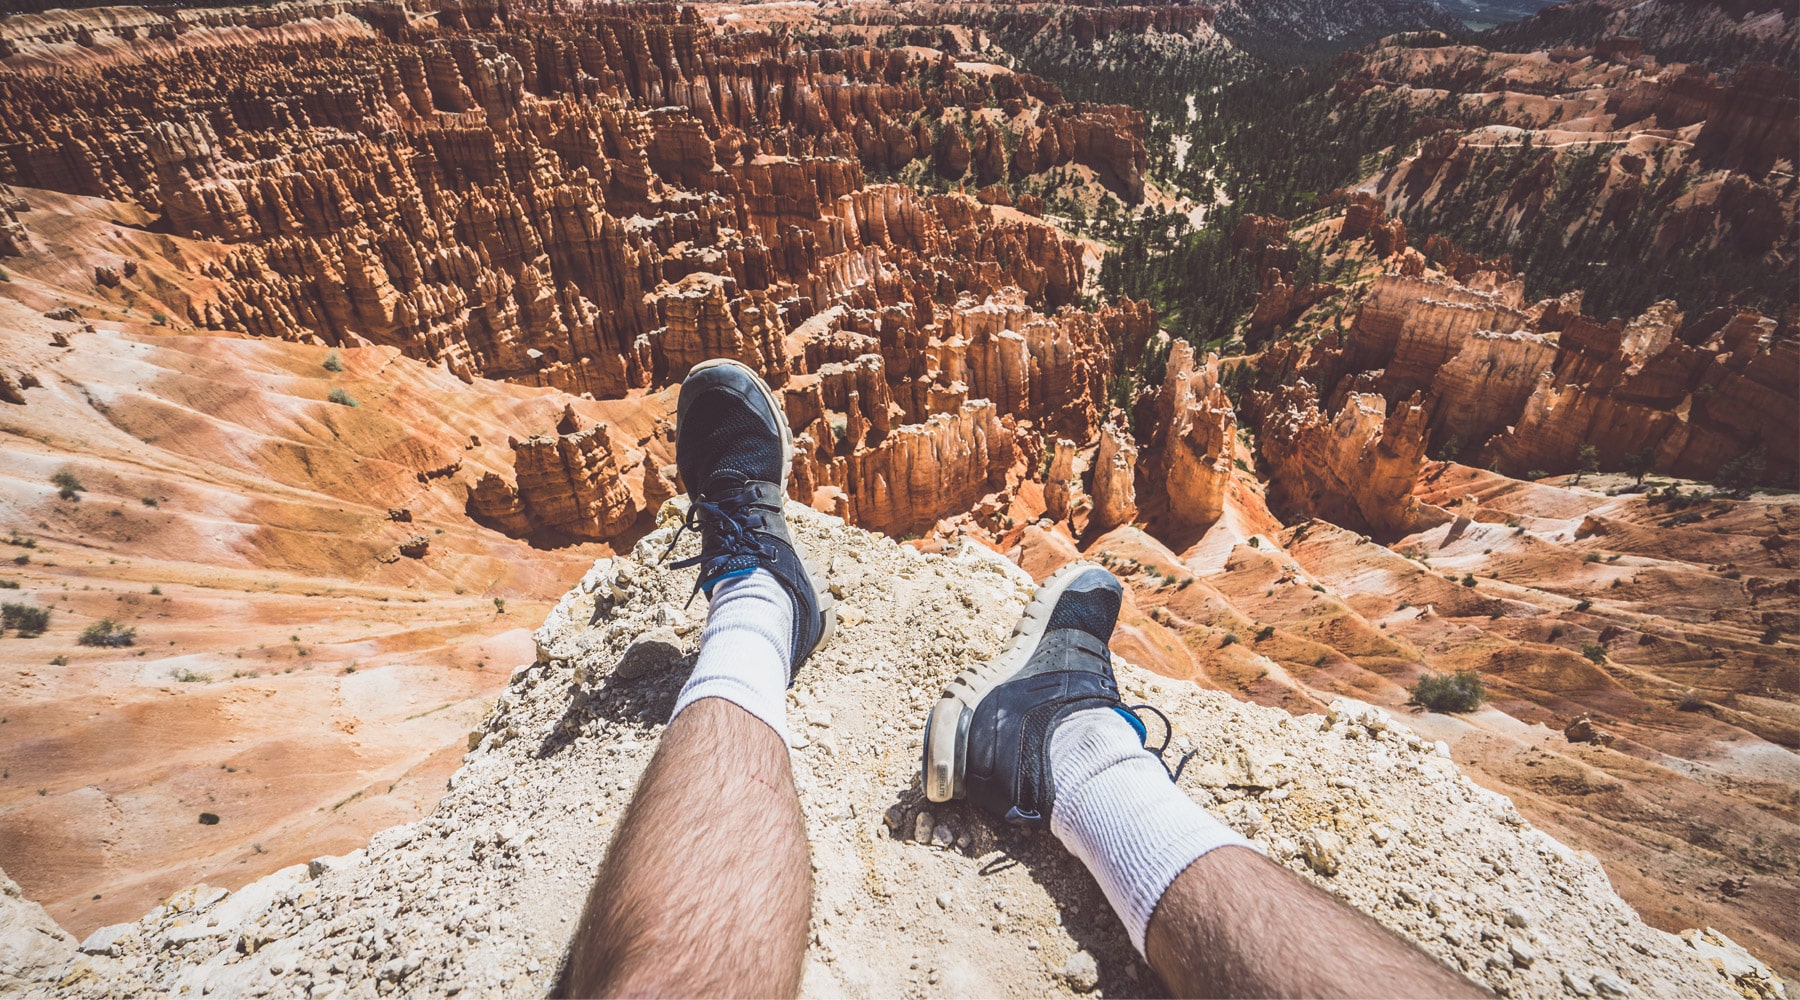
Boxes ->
[1258,383,1436,537]
[1088,421,1138,535]
[468,404,637,542]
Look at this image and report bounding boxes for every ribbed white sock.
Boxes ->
[1050,707,1263,955]
[669,568,793,742]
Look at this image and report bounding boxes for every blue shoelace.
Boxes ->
[661,488,777,604]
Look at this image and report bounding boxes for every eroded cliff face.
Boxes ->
[0,0,1162,539]
[468,404,640,543]
[1289,271,1798,488]
[1346,37,1797,324]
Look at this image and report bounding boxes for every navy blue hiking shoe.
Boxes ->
[923,562,1163,826]
[668,359,833,675]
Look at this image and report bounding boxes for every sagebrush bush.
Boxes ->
[2,602,50,637]
[1410,670,1486,713]
[52,469,84,500]
[322,350,344,372]
[78,619,136,647]
[327,387,358,407]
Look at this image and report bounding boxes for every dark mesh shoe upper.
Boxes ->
[1044,583,1122,643]
[963,568,1130,828]
[675,392,784,493]
[670,362,825,676]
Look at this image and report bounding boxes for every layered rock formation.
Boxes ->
[1348,36,1796,328]
[1320,272,1797,485]
[1257,382,1439,537]
[0,0,1162,540]
[468,405,638,543]
[1141,339,1237,532]
[1088,420,1138,535]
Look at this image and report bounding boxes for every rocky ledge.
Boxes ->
[0,504,1784,999]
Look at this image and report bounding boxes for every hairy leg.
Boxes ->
[1145,846,1488,999]
[564,697,812,998]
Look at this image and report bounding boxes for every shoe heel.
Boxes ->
[923,698,967,802]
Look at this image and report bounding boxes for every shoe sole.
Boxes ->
[681,359,835,650]
[922,560,1105,803]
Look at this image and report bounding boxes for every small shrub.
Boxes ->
[149,584,162,596]
[0,579,17,589]
[1548,625,1564,640]
[1722,569,1741,580]
[1574,599,1593,612]
[1583,553,1601,563]
[1526,470,1548,480]
[1247,536,1261,549]
[2,603,50,637]
[51,470,84,500]
[11,555,27,566]
[141,497,158,507]
[1411,670,1486,713]
[173,668,210,683]
[327,387,359,407]
[1310,583,1325,593]
[78,619,136,647]
[493,597,506,613]
[322,350,344,372]
[1676,690,1706,712]
[50,655,67,665]
[1255,625,1275,641]
[1761,627,1782,646]
[1221,632,1240,647]
[1581,643,1608,664]
[198,812,220,825]
[1460,573,1477,587]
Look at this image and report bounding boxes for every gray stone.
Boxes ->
[80,922,134,956]
[1061,950,1100,992]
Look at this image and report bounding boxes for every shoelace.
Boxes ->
[660,488,777,604]
[1124,702,1196,783]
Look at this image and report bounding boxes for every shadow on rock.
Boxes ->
[536,632,695,759]
[879,781,1167,998]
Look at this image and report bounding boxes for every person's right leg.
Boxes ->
[1051,706,1488,998]
[927,563,1487,999]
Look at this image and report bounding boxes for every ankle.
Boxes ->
[1048,707,1262,955]
[671,568,794,741]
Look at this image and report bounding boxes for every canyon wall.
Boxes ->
[0,0,1158,538]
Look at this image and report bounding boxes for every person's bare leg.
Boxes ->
[564,697,811,998]
[1145,846,1488,998]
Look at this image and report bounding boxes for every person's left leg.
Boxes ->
[564,359,834,998]
[564,696,811,998]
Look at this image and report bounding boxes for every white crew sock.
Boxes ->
[668,568,794,742]
[1050,707,1263,955]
